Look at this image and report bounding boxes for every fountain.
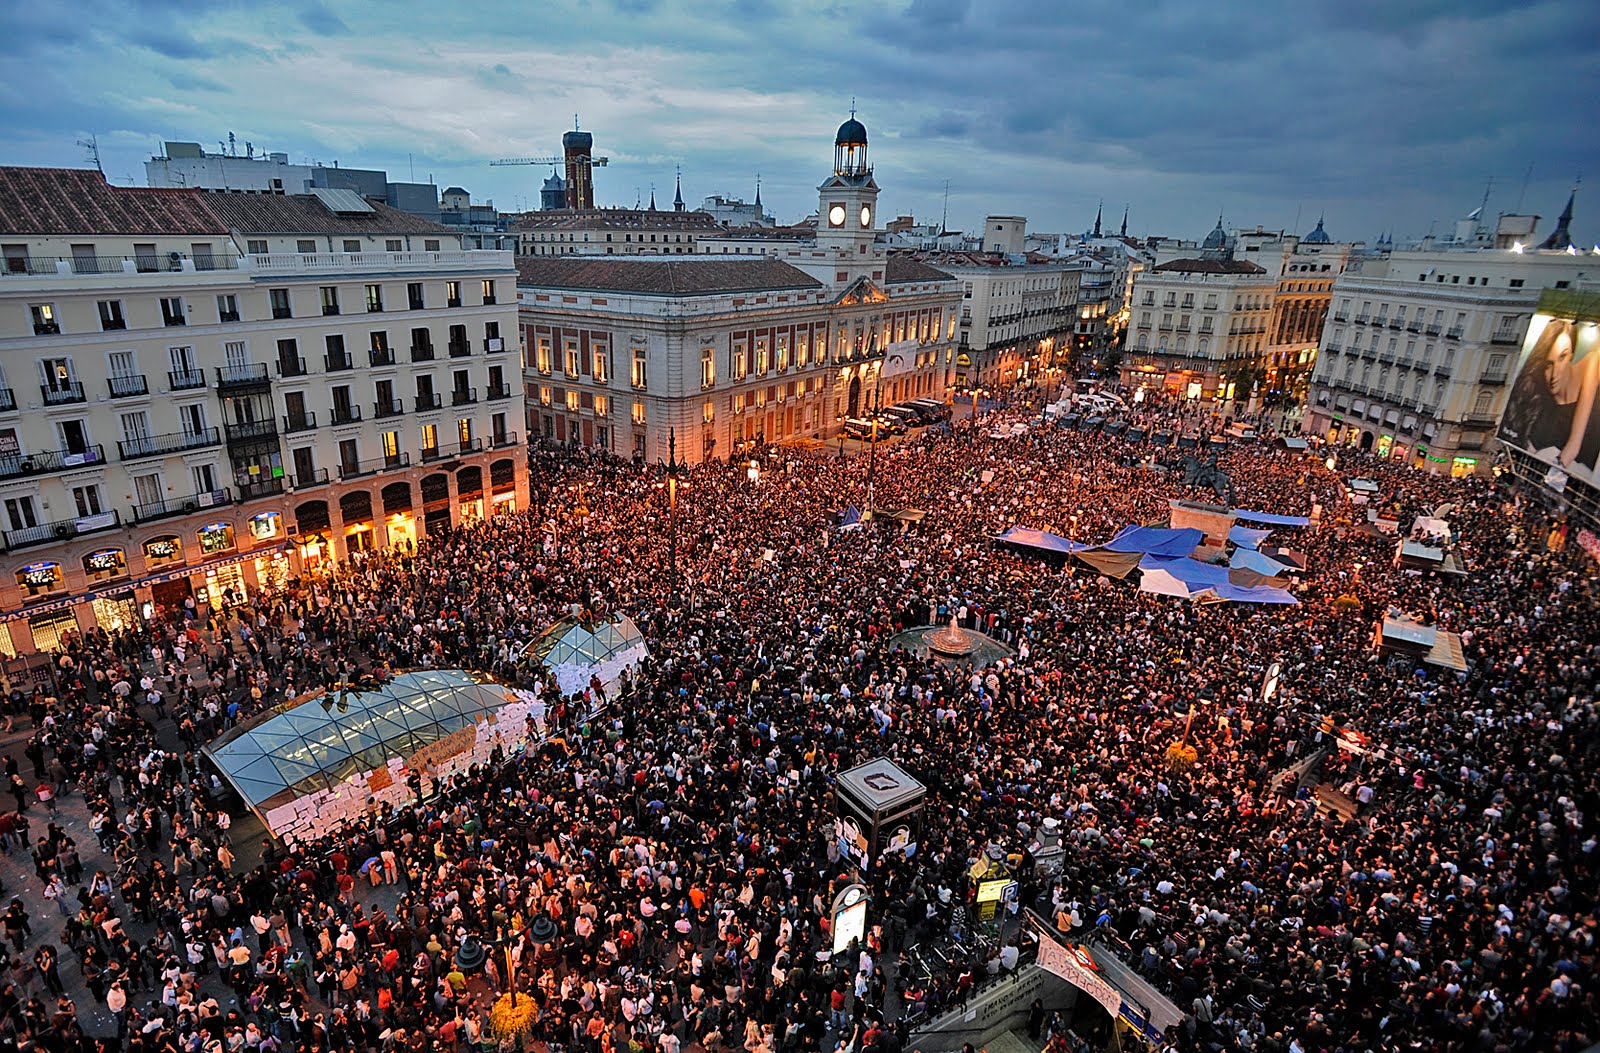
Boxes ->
[885,615,1014,669]
[928,615,980,658]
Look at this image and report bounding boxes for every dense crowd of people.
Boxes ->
[0,391,1594,1053]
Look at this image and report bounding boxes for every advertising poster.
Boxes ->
[1500,296,1600,493]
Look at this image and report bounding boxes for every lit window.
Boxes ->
[632,401,646,425]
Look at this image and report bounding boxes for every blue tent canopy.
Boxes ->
[1103,525,1204,557]
[1138,555,1299,604]
[1229,525,1273,549]
[994,525,1084,554]
[1232,509,1312,527]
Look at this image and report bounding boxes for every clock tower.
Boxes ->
[816,111,881,270]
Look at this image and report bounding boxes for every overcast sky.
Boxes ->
[3,0,1596,244]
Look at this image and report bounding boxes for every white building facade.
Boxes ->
[0,168,525,653]
[1122,256,1279,401]
[1305,248,1596,475]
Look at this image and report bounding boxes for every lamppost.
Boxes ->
[865,347,905,516]
[665,428,682,588]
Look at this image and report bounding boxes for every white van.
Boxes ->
[1226,421,1258,440]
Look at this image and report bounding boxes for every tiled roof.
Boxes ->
[511,209,723,233]
[0,167,230,236]
[884,256,956,283]
[201,192,453,236]
[516,256,822,296]
[1153,258,1268,275]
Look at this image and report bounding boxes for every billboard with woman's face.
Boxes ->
[1500,302,1600,491]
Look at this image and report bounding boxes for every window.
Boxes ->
[565,389,580,412]
[536,336,552,374]
[592,345,609,384]
[269,289,292,319]
[72,483,105,519]
[408,282,425,310]
[28,303,59,335]
[342,239,361,253]
[386,239,403,252]
[246,239,268,255]
[98,300,126,331]
[338,438,359,475]
[296,239,317,253]
[216,294,240,323]
[776,337,789,372]
[538,386,551,406]
[481,279,496,305]
[564,340,580,377]
[365,284,384,312]
[755,340,769,374]
[179,402,208,436]
[457,417,473,445]
[15,558,61,597]
[5,496,39,534]
[381,430,400,462]
[446,280,461,308]
[424,239,440,252]
[320,286,340,316]
[120,410,151,443]
[420,423,438,453]
[631,348,647,389]
[631,401,646,425]
[703,400,715,423]
[730,340,747,381]
[701,347,715,389]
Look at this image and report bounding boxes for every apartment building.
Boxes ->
[1305,246,1595,475]
[0,168,524,653]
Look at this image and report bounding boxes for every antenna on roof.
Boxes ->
[941,179,950,234]
[1516,162,1533,212]
[76,135,102,174]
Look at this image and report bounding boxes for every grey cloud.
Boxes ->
[299,2,351,35]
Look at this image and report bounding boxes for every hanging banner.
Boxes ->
[1035,931,1121,1018]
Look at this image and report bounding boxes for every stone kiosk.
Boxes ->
[833,758,927,872]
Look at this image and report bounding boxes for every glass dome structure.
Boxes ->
[204,669,516,813]
[520,615,647,696]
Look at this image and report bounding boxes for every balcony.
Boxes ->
[491,430,520,449]
[2,253,241,277]
[238,477,284,501]
[1479,370,1508,386]
[0,388,13,412]
[108,374,149,398]
[457,437,483,455]
[374,399,405,419]
[132,488,233,524]
[410,344,436,362]
[448,340,473,358]
[330,405,363,426]
[284,411,318,433]
[41,382,86,405]
[414,393,442,412]
[290,468,330,490]
[4,509,121,551]
[325,351,354,372]
[484,337,507,354]
[339,452,411,480]
[369,347,396,367]
[1433,364,1454,378]
[419,445,445,463]
[1490,331,1521,346]
[1406,322,1422,333]
[224,418,278,443]
[486,384,513,401]
[451,387,478,406]
[277,356,309,378]
[215,363,270,391]
[1425,324,1441,336]
[1459,415,1498,429]
[118,428,221,460]
[1354,314,1371,324]
[1446,326,1463,339]
[1332,313,1350,323]
[238,248,514,278]
[168,369,206,391]
[1387,319,1403,330]
[219,309,241,323]
[0,444,106,480]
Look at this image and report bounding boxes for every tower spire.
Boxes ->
[673,166,684,212]
[754,173,762,212]
[648,184,656,211]
[1092,199,1102,238]
[1120,204,1128,238]
[1539,178,1580,250]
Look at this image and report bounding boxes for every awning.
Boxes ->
[1229,547,1289,577]
[994,525,1083,555]
[1232,509,1312,527]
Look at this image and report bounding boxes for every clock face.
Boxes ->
[828,205,846,227]
[859,205,872,228]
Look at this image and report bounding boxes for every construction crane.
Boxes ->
[490,156,609,168]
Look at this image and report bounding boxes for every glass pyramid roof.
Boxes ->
[525,615,645,670]
[203,669,516,810]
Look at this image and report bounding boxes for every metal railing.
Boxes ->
[491,430,520,448]
[486,384,513,400]
[484,337,507,353]
[169,369,206,390]
[325,352,354,372]
[374,399,405,418]
[339,452,411,479]
[0,388,13,411]
[118,428,221,460]
[1,254,241,276]
[284,412,318,433]
[132,488,233,523]
[415,393,442,412]
[451,387,478,406]
[238,476,285,501]
[215,363,270,388]
[448,341,473,358]
[369,347,396,367]
[1479,370,1508,385]
[1490,331,1521,345]
[108,374,149,398]
[224,418,278,443]
[291,468,330,489]
[0,445,106,479]
[277,356,309,377]
[41,382,86,405]
[330,405,363,425]
[411,344,435,361]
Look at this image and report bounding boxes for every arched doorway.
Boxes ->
[381,482,415,550]
[340,491,375,553]
[1359,430,1375,452]
[421,473,451,537]
[294,500,331,569]
[490,458,517,516]
[847,373,862,418]
[456,466,485,524]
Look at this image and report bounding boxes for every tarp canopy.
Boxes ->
[1103,524,1204,557]
[1232,509,1313,527]
[1229,525,1273,549]
[994,525,1084,554]
[1230,547,1289,577]
[1075,549,1144,579]
[1138,555,1299,604]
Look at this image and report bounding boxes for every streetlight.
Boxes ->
[664,428,683,588]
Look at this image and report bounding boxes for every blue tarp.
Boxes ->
[994,525,1084,554]
[839,506,862,531]
[1229,525,1273,549]
[1232,509,1312,527]
[1229,547,1290,577]
[1103,525,1204,557]
[1138,555,1299,604]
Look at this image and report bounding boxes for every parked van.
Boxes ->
[882,405,922,428]
[842,417,879,440]
[908,398,951,423]
[1226,421,1258,440]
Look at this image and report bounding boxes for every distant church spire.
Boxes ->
[754,173,763,212]
[1120,205,1128,238]
[648,185,656,211]
[1092,200,1102,238]
[673,166,684,212]
[1539,179,1579,250]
